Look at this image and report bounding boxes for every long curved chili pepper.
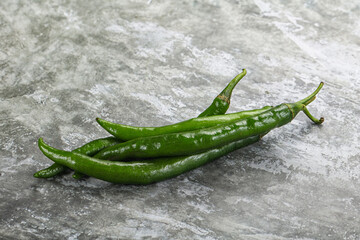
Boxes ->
[92,83,324,161]
[96,106,272,141]
[34,70,248,178]
[96,69,249,141]
[38,135,262,184]
[33,137,121,178]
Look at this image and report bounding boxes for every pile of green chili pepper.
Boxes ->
[34,69,324,184]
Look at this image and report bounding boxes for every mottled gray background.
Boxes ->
[1,0,359,239]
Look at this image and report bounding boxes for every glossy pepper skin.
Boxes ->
[93,83,324,161]
[33,163,65,178]
[93,105,290,161]
[198,69,247,117]
[96,69,249,141]
[96,106,272,141]
[33,137,121,178]
[38,135,261,185]
[34,70,248,178]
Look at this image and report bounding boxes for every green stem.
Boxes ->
[302,105,324,124]
[220,69,247,99]
[296,82,324,106]
[305,96,316,105]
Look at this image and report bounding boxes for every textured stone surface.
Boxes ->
[1,0,359,239]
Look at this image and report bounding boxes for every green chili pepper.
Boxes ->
[96,106,272,141]
[34,70,247,178]
[38,135,262,184]
[93,83,324,161]
[33,137,121,178]
[96,69,250,141]
[198,69,247,117]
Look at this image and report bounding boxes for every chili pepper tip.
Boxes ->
[96,118,104,125]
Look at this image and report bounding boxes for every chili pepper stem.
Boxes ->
[306,96,316,105]
[285,82,324,124]
[287,82,324,124]
[220,69,247,99]
[285,102,324,124]
[296,82,324,106]
[302,105,324,124]
[197,69,246,117]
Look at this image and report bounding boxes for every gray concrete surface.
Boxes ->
[1,0,359,239]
